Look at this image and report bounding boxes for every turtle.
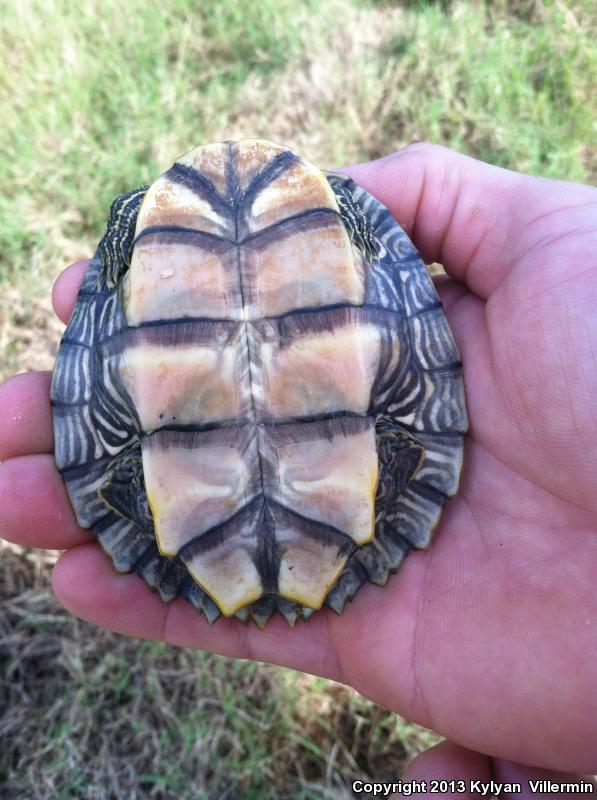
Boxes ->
[51,138,468,627]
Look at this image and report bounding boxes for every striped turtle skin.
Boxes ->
[51,139,467,627]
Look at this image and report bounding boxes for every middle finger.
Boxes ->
[0,453,92,549]
[0,371,54,460]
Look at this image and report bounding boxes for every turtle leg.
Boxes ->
[325,419,426,615]
[92,439,161,577]
[374,418,425,517]
[95,439,219,617]
[95,438,165,580]
[97,185,149,290]
[327,179,379,259]
[98,437,153,531]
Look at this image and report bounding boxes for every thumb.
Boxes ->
[344,142,595,299]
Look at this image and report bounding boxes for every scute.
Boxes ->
[52,138,468,626]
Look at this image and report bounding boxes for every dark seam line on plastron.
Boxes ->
[228,142,266,511]
[132,208,339,252]
[117,317,239,331]
[257,409,369,428]
[266,498,356,547]
[231,178,281,590]
[143,418,251,436]
[145,409,375,436]
[95,321,240,354]
[100,329,238,355]
[164,163,231,216]
[240,207,338,246]
[133,225,235,249]
[158,150,298,245]
[241,150,299,209]
[178,495,356,560]
[257,303,407,328]
[268,302,407,323]
[177,496,264,558]
[116,304,407,337]
[241,213,332,246]
[144,426,253,454]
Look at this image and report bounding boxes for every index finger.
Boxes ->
[52,259,90,324]
[0,260,91,461]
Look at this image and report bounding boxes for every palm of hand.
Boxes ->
[350,206,597,770]
[1,145,595,773]
[337,150,597,771]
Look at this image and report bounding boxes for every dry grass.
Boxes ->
[1,0,595,381]
[0,545,439,799]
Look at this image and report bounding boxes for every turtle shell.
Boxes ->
[51,139,467,627]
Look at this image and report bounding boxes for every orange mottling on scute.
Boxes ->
[177,141,230,196]
[126,241,241,323]
[185,541,264,616]
[245,224,365,317]
[235,138,287,192]
[138,178,228,236]
[249,158,338,233]
[275,528,348,609]
[260,323,381,417]
[119,342,247,430]
[142,443,253,556]
[121,139,383,615]
[273,424,378,544]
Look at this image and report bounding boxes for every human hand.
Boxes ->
[1,143,595,774]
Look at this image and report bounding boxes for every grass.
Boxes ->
[0,0,595,289]
[1,0,596,796]
[0,546,439,799]
[373,0,597,176]
[0,0,333,285]
[1,0,596,377]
